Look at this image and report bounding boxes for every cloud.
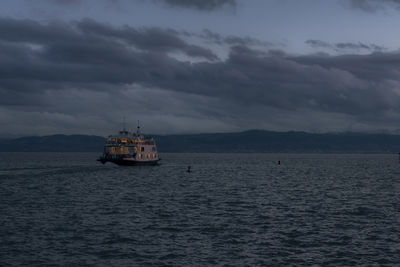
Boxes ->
[43,0,236,12]
[306,39,333,49]
[76,19,219,60]
[348,0,400,12]
[0,17,218,61]
[199,29,277,48]
[306,39,386,53]
[154,0,236,11]
[2,17,400,135]
[51,0,83,4]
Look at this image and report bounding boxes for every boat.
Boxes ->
[97,122,160,166]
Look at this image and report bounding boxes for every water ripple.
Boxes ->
[1,152,400,266]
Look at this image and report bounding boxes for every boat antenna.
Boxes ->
[137,120,140,135]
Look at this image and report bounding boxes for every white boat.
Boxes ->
[97,122,160,166]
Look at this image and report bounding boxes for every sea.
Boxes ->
[1,152,400,266]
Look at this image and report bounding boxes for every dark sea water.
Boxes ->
[1,153,400,266]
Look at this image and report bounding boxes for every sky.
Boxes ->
[2,0,400,136]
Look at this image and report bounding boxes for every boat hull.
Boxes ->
[97,157,160,166]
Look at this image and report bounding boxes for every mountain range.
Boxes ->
[1,130,400,153]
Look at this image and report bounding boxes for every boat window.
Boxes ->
[141,147,144,152]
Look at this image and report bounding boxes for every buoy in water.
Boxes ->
[278,160,281,165]
[187,166,192,173]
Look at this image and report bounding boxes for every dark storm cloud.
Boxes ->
[154,0,236,11]
[293,52,400,81]
[45,0,236,12]
[76,19,218,60]
[306,39,333,49]
[2,17,400,133]
[349,0,400,11]
[0,17,217,61]
[199,29,276,48]
[51,0,82,4]
[212,45,384,116]
[0,17,217,106]
[306,39,386,53]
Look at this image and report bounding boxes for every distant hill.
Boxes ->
[1,130,400,153]
[0,134,106,152]
[155,130,400,153]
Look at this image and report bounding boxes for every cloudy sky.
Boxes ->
[2,0,400,136]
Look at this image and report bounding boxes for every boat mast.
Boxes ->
[137,120,141,136]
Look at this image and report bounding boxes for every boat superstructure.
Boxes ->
[97,123,160,166]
